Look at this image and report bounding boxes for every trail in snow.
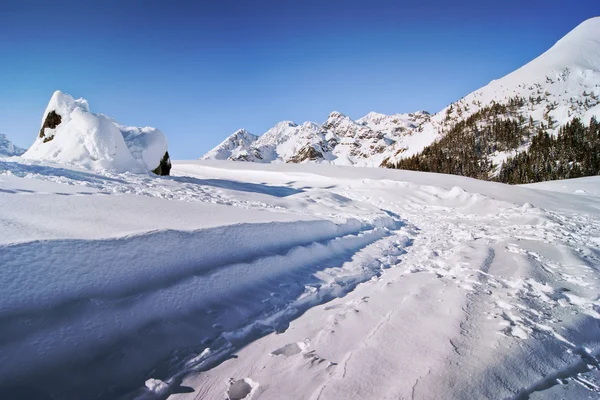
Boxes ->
[166,162,600,400]
[2,159,600,400]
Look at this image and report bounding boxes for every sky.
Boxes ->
[0,0,598,159]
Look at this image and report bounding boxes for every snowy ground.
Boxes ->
[1,158,600,400]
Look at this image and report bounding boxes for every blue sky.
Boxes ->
[0,0,598,158]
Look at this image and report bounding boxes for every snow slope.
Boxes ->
[0,133,25,156]
[523,175,600,197]
[200,129,258,161]
[385,16,600,166]
[1,158,600,400]
[203,18,600,169]
[22,91,171,174]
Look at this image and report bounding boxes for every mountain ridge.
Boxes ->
[202,17,600,175]
[0,133,25,157]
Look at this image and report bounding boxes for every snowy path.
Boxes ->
[1,159,600,399]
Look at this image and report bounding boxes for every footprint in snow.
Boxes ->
[228,378,259,400]
[271,341,308,357]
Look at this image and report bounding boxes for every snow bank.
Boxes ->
[22,91,171,175]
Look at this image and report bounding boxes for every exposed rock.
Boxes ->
[287,145,323,163]
[39,110,61,138]
[151,151,172,176]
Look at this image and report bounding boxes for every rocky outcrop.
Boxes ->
[39,110,62,141]
[287,145,324,163]
[151,151,172,176]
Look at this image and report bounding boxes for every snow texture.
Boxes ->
[3,17,600,400]
[1,157,600,400]
[22,90,169,174]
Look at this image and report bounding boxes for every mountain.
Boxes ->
[22,90,172,175]
[202,17,600,180]
[0,134,25,157]
[384,17,600,182]
[200,129,258,161]
[202,111,430,167]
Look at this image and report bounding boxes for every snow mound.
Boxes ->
[22,91,171,175]
[0,133,25,156]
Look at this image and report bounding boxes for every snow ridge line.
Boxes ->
[0,217,406,399]
[0,218,397,317]
[510,347,600,399]
[128,226,411,400]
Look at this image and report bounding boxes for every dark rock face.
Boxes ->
[152,151,172,176]
[287,145,323,163]
[39,111,62,139]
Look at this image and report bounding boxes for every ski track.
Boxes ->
[2,160,600,399]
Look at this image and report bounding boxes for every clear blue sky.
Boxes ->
[0,0,598,158]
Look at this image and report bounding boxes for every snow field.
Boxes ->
[1,159,600,399]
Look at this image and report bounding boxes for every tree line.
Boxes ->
[385,98,600,184]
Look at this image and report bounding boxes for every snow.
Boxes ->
[386,17,600,166]
[3,17,600,400]
[22,90,169,174]
[203,18,600,169]
[200,129,258,161]
[201,111,429,167]
[523,175,600,197]
[1,157,600,400]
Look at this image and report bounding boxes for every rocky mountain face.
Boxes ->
[203,18,600,182]
[0,134,25,157]
[201,111,430,167]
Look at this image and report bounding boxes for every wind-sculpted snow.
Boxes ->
[22,90,171,174]
[1,159,600,400]
[0,213,405,399]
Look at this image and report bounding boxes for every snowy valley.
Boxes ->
[0,15,600,400]
[1,157,600,399]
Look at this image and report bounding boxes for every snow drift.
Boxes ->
[22,91,171,175]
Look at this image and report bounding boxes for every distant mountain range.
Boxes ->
[201,110,431,167]
[202,17,600,183]
[0,134,25,157]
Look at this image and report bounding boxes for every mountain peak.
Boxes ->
[327,111,348,120]
[203,17,600,170]
[200,128,258,161]
[0,133,25,157]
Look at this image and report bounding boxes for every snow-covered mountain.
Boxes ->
[0,133,25,156]
[22,90,172,175]
[384,16,600,168]
[200,128,258,161]
[203,17,600,170]
[201,110,430,167]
